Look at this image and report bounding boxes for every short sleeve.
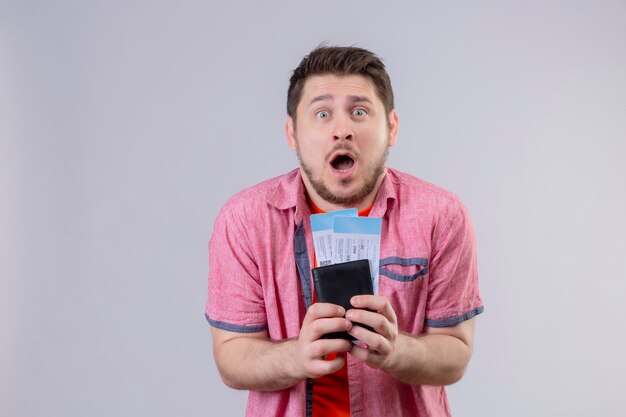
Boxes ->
[425,199,483,328]
[205,206,268,333]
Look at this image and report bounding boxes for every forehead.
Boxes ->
[298,74,380,107]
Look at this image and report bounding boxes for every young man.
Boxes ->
[206,46,483,417]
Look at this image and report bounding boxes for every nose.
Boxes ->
[332,116,353,141]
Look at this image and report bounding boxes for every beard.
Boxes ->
[296,143,388,206]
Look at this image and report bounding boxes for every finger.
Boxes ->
[350,294,384,309]
[349,343,370,362]
[306,317,353,341]
[349,344,385,369]
[345,309,392,339]
[350,295,397,323]
[347,324,392,355]
[306,338,353,359]
[303,303,346,327]
[307,354,346,376]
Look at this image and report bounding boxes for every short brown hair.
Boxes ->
[287,46,395,120]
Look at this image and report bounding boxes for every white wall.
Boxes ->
[2,1,625,416]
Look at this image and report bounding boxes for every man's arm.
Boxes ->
[347,295,475,386]
[211,303,354,391]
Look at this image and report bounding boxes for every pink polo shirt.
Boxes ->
[206,168,483,417]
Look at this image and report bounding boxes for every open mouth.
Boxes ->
[330,154,355,173]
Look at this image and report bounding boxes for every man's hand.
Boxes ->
[346,294,476,385]
[294,303,353,379]
[345,295,401,370]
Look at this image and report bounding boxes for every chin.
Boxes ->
[329,185,359,199]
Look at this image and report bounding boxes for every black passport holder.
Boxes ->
[312,259,375,340]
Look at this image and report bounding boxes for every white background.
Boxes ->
[2,1,625,416]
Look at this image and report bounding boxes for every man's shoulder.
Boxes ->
[387,168,463,206]
[219,169,299,215]
[385,168,472,233]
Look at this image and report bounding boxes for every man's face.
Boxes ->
[286,74,398,210]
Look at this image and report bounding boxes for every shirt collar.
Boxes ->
[266,167,399,223]
[369,168,398,218]
[266,169,310,224]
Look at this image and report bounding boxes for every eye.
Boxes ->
[316,110,329,119]
[352,108,367,117]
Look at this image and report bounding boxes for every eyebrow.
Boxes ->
[309,94,332,106]
[348,95,373,105]
[308,95,373,106]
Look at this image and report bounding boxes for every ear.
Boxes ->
[387,109,399,147]
[285,116,297,151]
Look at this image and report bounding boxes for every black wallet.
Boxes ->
[312,259,375,340]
